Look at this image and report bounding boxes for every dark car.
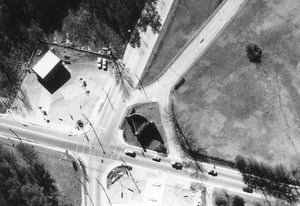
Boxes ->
[243,187,253,193]
[124,149,136,158]
[208,170,218,176]
[152,155,161,162]
[171,161,183,170]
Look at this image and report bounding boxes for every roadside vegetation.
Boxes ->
[236,155,300,205]
[0,143,80,206]
[0,0,161,112]
[140,0,223,85]
[213,188,295,206]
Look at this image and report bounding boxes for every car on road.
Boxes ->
[200,39,205,43]
[242,186,253,193]
[152,155,161,162]
[124,149,136,158]
[208,170,218,176]
[97,57,102,69]
[171,161,182,170]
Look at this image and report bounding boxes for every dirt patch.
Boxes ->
[174,0,300,167]
[140,0,223,85]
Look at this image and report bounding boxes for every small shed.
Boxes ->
[32,50,71,94]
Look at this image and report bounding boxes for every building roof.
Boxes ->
[32,50,61,78]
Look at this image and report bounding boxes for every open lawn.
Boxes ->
[140,0,223,85]
[173,0,300,168]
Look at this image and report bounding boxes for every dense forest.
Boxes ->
[0,0,161,112]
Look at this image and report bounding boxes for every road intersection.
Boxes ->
[0,0,258,205]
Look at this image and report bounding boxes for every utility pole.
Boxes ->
[135,74,148,99]
[75,176,94,206]
[80,106,106,154]
[95,178,113,206]
[120,157,140,193]
[9,128,23,143]
[101,87,114,110]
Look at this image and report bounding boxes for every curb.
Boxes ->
[142,0,228,87]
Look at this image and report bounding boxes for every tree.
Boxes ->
[232,195,245,206]
[215,197,228,206]
[130,0,161,47]
[235,155,246,172]
[246,43,262,64]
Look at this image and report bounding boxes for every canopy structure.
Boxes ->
[33,51,61,79]
[32,50,71,94]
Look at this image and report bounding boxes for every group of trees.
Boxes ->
[62,0,161,51]
[214,190,245,206]
[235,155,300,205]
[0,143,68,206]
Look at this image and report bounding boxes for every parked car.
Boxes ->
[208,170,218,176]
[124,149,136,158]
[242,187,253,193]
[102,58,107,71]
[152,155,161,162]
[97,57,102,70]
[171,161,182,170]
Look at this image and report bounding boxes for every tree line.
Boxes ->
[235,155,300,205]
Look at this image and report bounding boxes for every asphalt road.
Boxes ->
[0,0,252,205]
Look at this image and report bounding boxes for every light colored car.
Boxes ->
[97,57,102,69]
[124,149,136,158]
[102,58,107,71]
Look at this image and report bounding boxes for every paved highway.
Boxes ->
[0,0,251,206]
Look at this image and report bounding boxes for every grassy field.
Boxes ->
[173,0,300,168]
[140,0,223,85]
[36,147,82,206]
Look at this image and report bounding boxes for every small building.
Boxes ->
[32,50,71,94]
